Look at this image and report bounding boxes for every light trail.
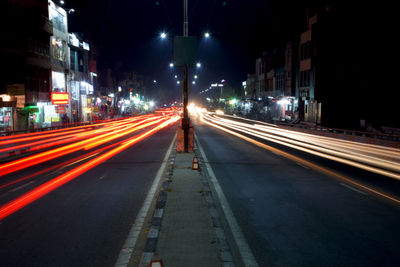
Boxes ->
[200,113,400,180]
[0,115,179,221]
[199,113,400,205]
[0,115,166,177]
[0,115,154,158]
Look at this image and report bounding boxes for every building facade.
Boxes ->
[1,0,52,131]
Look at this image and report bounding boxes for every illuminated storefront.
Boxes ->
[0,107,13,132]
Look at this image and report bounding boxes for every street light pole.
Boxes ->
[182,0,189,152]
[184,0,188,37]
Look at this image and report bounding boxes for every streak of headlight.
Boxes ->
[0,116,164,176]
[210,116,400,173]
[200,114,400,205]
[0,116,179,221]
[216,113,278,127]
[250,123,400,159]
[201,114,400,180]
[214,113,399,158]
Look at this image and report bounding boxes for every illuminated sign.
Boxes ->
[55,106,66,113]
[51,92,70,105]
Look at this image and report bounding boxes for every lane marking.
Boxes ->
[296,162,310,169]
[340,183,367,195]
[114,133,177,267]
[61,152,100,169]
[8,181,36,193]
[195,133,259,267]
[98,174,107,180]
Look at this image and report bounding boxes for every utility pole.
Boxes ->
[182,0,189,152]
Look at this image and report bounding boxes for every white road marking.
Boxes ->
[8,181,36,193]
[114,133,177,267]
[98,174,107,180]
[340,183,367,195]
[195,133,259,267]
[296,162,310,169]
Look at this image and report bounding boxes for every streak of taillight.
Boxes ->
[0,114,151,143]
[0,116,164,176]
[0,116,179,221]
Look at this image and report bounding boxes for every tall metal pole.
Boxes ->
[184,0,188,37]
[182,0,189,152]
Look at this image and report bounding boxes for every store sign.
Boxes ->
[51,92,70,105]
[55,106,66,113]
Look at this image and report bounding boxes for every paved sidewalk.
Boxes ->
[154,152,220,266]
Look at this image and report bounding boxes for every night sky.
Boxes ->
[65,0,393,110]
[65,0,311,98]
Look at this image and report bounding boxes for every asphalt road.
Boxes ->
[195,119,400,267]
[0,125,176,267]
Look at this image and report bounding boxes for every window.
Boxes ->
[299,70,310,87]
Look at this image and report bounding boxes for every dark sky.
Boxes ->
[65,0,312,97]
[66,0,394,104]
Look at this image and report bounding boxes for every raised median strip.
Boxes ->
[138,141,235,267]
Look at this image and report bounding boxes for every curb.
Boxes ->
[194,143,236,267]
[138,142,236,267]
[138,148,177,267]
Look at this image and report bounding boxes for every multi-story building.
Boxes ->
[1,0,52,131]
[68,32,93,122]
[43,0,71,126]
[245,74,256,99]
[255,57,265,98]
[295,6,375,128]
[296,10,318,124]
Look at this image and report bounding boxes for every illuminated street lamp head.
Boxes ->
[196,62,201,68]
[174,75,178,79]
[194,75,198,79]
[192,81,196,85]
[153,80,157,83]
[60,0,65,5]
[177,81,180,84]
[160,32,167,39]
[169,63,174,68]
[204,32,210,38]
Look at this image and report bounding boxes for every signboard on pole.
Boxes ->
[173,36,197,67]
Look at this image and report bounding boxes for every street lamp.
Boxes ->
[194,75,198,79]
[153,80,157,83]
[196,62,201,68]
[160,32,167,39]
[192,81,196,85]
[169,63,174,68]
[174,75,178,79]
[177,81,181,85]
[204,32,210,38]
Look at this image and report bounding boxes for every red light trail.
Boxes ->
[0,112,179,221]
